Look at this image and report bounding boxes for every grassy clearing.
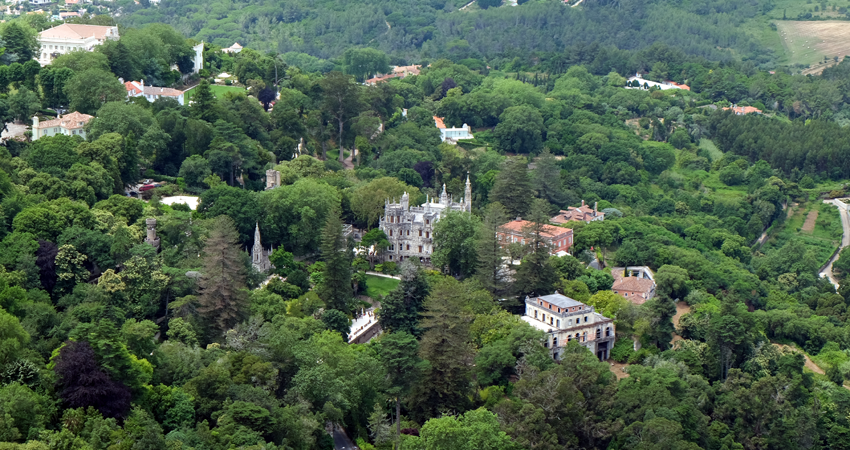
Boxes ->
[775,21,850,67]
[699,139,723,161]
[762,202,840,266]
[186,84,247,100]
[364,275,399,299]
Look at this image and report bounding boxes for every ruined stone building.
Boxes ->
[379,177,471,263]
[521,292,616,361]
[251,223,273,273]
[144,218,160,250]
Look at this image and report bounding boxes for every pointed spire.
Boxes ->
[440,183,448,205]
[464,172,472,212]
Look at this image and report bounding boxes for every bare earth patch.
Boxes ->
[608,361,630,380]
[802,210,819,233]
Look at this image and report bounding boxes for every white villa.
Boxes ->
[124,80,185,105]
[434,116,473,144]
[37,24,119,66]
[222,43,243,54]
[625,73,690,91]
[32,112,93,141]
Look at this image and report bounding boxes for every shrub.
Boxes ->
[610,338,635,363]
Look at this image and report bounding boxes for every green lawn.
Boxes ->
[364,275,399,299]
[699,139,723,161]
[185,84,247,100]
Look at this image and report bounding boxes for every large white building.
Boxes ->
[434,116,473,144]
[32,112,93,141]
[522,292,616,361]
[37,24,119,66]
[380,178,471,264]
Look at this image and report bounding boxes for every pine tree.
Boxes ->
[197,215,248,332]
[378,260,430,336]
[514,199,559,299]
[533,148,568,207]
[490,158,533,219]
[476,201,508,295]
[316,208,353,312]
[190,79,217,123]
[409,277,474,421]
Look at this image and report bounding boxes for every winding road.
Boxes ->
[819,198,850,288]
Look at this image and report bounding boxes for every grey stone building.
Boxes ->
[379,176,471,264]
[251,223,273,273]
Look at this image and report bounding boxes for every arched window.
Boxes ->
[596,328,601,339]
[582,331,587,342]
[606,327,611,337]
[567,334,572,341]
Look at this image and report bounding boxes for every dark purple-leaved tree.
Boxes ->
[53,340,131,419]
[35,240,58,293]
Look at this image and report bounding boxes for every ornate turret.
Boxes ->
[401,191,409,210]
[464,173,472,212]
[251,223,272,272]
[440,184,448,205]
[144,218,160,250]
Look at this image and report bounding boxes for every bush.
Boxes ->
[610,338,635,363]
[382,261,398,275]
[628,346,658,364]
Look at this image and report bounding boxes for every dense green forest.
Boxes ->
[2,5,850,449]
[117,0,773,67]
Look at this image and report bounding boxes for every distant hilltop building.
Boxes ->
[434,116,473,144]
[222,42,243,54]
[611,266,656,305]
[722,104,762,115]
[625,73,690,91]
[32,112,93,141]
[251,223,273,273]
[380,178,471,264]
[551,200,605,224]
[265,169,281,190]
[38,24,119,66]
[522,291,616,361]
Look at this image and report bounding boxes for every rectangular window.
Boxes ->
[389,230,393,236]
[426,231,430,238]
[406,244,410,250]
[419,230,422,237]
[418,246,423,253]
[406,230,410,236]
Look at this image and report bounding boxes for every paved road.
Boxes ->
[819,199,850,288]
[332,424,358,450]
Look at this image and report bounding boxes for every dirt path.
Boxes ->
[802,209,819,233]
[671,301,690,343]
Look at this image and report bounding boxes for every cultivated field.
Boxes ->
[775,21,850,70]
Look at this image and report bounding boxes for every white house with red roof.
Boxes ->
[32,112,93,141]
[37,24,119,66]
[124,80,185,105]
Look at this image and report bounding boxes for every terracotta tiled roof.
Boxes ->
[35,111,92,130]
[498,219,572,239]
[612,277,655,295]
[124,81,183,97]
[433,116,446,129]
[39,23,115,40]
[722,106,762,115]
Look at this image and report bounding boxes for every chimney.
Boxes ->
[515,216,522,222]
[594,202,598,216]
[581,199,585,207]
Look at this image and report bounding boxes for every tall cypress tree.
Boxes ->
[514,199,559,298]
[197,215,248,333]
[490,157,534,219]
[476,201,508,295]
[316,208,352,312]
